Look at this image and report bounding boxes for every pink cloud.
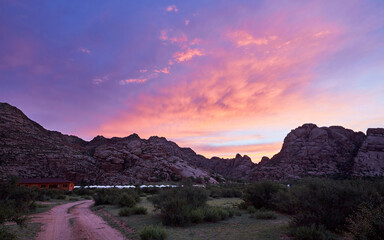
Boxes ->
[185,20,190,26]
[170,33,188,44]
[166,5,178,12]
[173,48,204,62]
[85,4,378,161]
[120,78,148,85]
[230,31,270,46]
[154,68,170,74]
[160,30,168,41]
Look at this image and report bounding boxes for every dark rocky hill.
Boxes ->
[249,123,384,180]
[1,102,383,184]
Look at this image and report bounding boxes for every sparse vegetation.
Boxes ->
[140,225,168,240]
[119,206,147,216]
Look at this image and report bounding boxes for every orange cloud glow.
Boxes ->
[173,48,204,62]
[166,5,178,12]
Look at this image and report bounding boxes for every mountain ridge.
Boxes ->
[1,102,384,184]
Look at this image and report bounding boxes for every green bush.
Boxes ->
[272,188,297,214]
[253,211,277,220]
[132,206,147,215]
[247,206,256,214]
[118,193,137,208]
[289,179,384,232]
[218,208,229,220]
[290,224,337,240]
[202,207,222,222]
[93,188,140,206]
[140,225,168,240]
[346,203,384,240]
[56,194,66,200]
[226,207,235,217]
[206,183,244,198]
[242,181,282,209]
[151,186,208,226]
[190,208,204,223]
[119,206,147,216]
[0,182,37,225]
[0,227,16,240]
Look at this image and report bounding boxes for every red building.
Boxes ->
[18,178,75,191]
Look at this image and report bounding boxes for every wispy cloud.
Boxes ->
[230,31,272,47]
[79,47,91,54]
[120,78,148,85]
[173,48,204,62]
[166,5,178,12]
[92,78,103,85]
[92,75,109,85]
[154,68,170,74]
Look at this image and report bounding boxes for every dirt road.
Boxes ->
[31,200,127,240]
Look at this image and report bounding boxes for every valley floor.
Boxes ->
[95,197,291,240]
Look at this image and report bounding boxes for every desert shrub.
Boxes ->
[151,186,208,226]
[207,183,244,198]
[118,193,137,208]
[202,207,222,222]
[119,207,133,217]
[140,225,168,240]
[247,206,256,214]
[0,227,16,240]
[56,194,66,200]
[93,188,140,206]
[346,203,384,240]
[226,207,235,217]
[35,189,67,201]
[0,181,38,238]
[289,178,384,232]
[190,208,204,223]
[272,188,298,214]
[242,181,282,209]
[132,206,147,215]
[289,224,337,240]
[73,188,94,196]
[253,211,277,220]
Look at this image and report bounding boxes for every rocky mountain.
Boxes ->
[0,103,220,184]
[1,102,384,184]
[249,123,384,180]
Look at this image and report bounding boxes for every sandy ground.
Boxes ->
[31,200,127,240]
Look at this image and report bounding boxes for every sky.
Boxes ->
[1,0,384,162]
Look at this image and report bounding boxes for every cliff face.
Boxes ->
[0,103,98,183]
[0,103,218,184]
[249,124,373,180]
[1,102,384,183]
[192,154,256,180]
[352,128,384,177]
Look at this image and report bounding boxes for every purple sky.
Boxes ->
[1,0,384,161]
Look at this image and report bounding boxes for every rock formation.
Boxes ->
[352,128,384,177]
[0,103,218,184]
[249,124,384,180]
[1,102,384,183]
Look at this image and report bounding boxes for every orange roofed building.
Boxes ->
[18,178,75,191]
